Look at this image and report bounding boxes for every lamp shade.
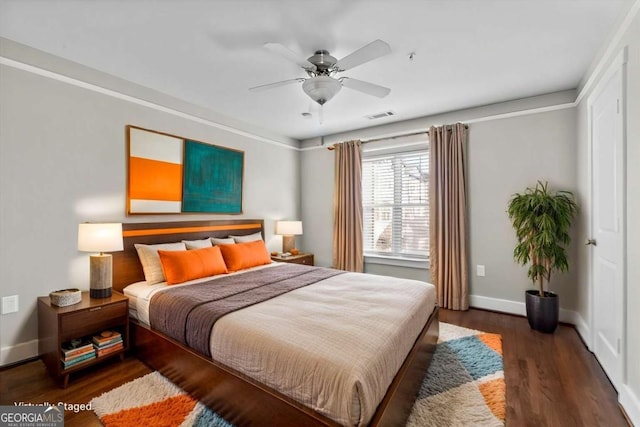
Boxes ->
[275,221,303,236]
[78,223,123,253]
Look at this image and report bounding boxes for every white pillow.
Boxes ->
[134,242,187,284]
[182,238,213,250]
[229,231,263,243]
[210,237,235,245]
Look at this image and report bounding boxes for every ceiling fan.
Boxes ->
[249,40,392,106]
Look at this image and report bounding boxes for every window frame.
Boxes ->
[361,139,429,270]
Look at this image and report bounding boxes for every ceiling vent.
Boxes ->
[366,111,395,120]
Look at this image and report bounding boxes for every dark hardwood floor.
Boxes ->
[0,308,629,426]
[0,356,151,426]
[440,309,629,427]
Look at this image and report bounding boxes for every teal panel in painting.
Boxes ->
[182,140,243,213]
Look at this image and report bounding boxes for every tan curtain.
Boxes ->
[333,140,364,272]
[429,123,468,310]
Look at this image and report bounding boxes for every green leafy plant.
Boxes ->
[507,181,578,296]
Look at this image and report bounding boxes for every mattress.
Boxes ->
[124,263,436,426]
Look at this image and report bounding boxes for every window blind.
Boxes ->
[362,148,429,259]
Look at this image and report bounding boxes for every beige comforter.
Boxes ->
[125,264,436,426]
[209,268,436,426]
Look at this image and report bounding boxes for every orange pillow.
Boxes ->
[219,240,271,272]
[158,246,228,285]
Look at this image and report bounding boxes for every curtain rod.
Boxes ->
[326,124,468,150]
[362,130,428,144]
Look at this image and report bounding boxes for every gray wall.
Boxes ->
[467,109,577,305]
[0,41,300,365]
[300,93,578,310]
[364,264,427,282]
[575,6,640,423]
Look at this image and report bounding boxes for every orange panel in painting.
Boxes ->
[129,157,182,201]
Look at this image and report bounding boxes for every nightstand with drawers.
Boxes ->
[38,291,129,388]
[271,253,314,266]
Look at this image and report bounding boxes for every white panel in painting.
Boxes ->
[129,128,183,164]
[130,200,181,213]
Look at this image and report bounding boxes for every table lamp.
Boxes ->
[275,221,303,253]
[78,223,123,298]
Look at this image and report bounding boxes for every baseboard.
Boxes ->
[0,339,38,367]
[469,295,527,316]
[469,294,586,331]
[620,385,640,427]
[566,311,592,349]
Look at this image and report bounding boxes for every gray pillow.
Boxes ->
[210,237,236,245]
[182,238,213,250]
[229,231,263,243]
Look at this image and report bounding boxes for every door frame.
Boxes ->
[587,46,627,389]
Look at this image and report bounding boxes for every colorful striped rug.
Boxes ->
[91,323,504,426]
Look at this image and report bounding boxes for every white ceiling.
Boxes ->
[0,0,633,141]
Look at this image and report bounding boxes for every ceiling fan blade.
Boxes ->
[340,77,390,98]
[249,78,305,92]
[264,42,315,69]
[335,39,391,71]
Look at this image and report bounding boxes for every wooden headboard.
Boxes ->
[112,219,264,292]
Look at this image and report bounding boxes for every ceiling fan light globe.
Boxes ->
[302,76,342,105]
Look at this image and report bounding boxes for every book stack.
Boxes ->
[92,330,124,357]
[61,339,96,369]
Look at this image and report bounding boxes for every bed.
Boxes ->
[112,219,439,427]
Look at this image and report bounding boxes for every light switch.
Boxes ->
[2,295,19,314]
[476,265,485,277]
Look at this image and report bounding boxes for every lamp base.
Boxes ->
[90,288,112,298]
[282,235,296,253]
[89,254,112,298]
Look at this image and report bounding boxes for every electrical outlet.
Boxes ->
[476,265,486,277]
[2,295,19,314]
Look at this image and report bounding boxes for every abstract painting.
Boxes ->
[127,126,243,215]
[128,127,183,214]
[182,140,243,214]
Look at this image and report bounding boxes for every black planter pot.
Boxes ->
[525,290,559,333]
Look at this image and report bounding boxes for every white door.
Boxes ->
[590,55,625,390]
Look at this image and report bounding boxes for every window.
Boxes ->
[362,147,429,262]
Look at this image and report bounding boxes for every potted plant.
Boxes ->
[507,181,578,333]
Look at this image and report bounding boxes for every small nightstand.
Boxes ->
[38,291,129,388]
[271,253,314,266]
